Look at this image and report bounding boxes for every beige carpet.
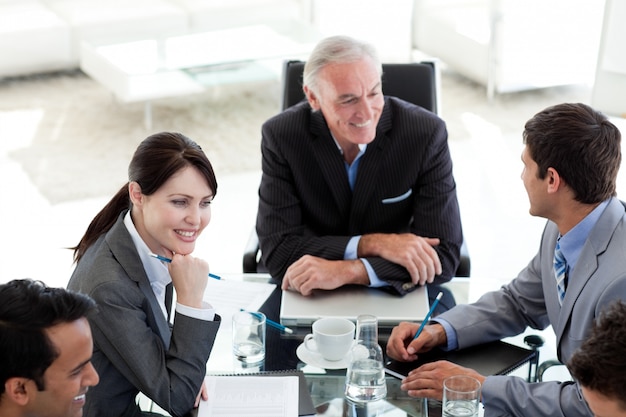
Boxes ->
[0,67,593,205]
[1,70,282,204]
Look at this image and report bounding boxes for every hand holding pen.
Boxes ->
[150,253,217,309]
[149,253,222,280]
[386,291,445,362]
[413,291,443,340]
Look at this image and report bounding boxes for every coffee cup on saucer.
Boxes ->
[303,317,355,361]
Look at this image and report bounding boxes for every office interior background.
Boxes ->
[1,0,625,379]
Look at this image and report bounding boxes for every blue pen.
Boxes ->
[240,308,294,334]
[148,253,222,280]
[413,291,443,340]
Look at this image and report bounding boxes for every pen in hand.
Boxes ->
[148,253,222,280]
[412,291,443,340]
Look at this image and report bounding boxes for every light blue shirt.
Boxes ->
[436,198,611,351]
[335,140,387,287]
[558,198,609,275]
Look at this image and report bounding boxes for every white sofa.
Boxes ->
[310,0,414,63]
[0,0,312,79]
[169,0,309,33]
[413,0,606,97]
[45,0,189,66]
[1,0,422,79]
[0,0,72,77]
[2,0,605,95]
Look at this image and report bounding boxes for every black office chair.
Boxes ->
[244,59,471,277]
[280,60,439,114]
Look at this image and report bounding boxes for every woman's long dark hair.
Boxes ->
[71,132,217,263]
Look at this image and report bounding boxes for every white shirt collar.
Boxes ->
[122,211,216,322]
[330,133,367,155]
[123,211,171,318]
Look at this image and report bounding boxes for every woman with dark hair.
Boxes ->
[68,132,221,417]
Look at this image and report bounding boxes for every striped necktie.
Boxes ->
[553,239,568,305]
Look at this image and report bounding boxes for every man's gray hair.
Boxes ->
[303,35,382,96]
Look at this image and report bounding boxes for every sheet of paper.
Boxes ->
[204,277,276,324]
[203,277,276,372]
[197,375,299,417]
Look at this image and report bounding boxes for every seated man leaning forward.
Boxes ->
[256,35,463,297]
[568,300,626,417]
[0,279,99,417]
[386,102,626,417]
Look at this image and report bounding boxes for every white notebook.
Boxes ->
[198,374,299,417]
[280,285,430,328]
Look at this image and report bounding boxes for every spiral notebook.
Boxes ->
[384,340,537,379]
[200,370,315,416]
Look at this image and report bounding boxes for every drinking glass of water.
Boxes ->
[232,311,266,365]
[442,375,481,417]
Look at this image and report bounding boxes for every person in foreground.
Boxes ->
[386,102,626,417]
[569,300,626,417]
[68,132,221,417]
[0,279,99,417]
[256,35,463,296]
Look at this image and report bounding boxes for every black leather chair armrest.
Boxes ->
[243,229,260,273]
[456,240,471,277]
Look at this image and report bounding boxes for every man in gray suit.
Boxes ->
[386,102,625,417]
[256,35,463,296]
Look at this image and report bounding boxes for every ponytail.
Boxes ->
[71,184,130,263]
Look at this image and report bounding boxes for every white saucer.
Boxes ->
[296,343,349,370]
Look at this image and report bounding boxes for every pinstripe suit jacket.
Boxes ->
[68,212,220,417]
[256,97,463,294]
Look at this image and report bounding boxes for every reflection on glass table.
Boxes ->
[193,275,473,417]
[308,372,426,417]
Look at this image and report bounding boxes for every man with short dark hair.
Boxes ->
[0,279,99,417]
[387,102,626,416]
[569,300,626,417]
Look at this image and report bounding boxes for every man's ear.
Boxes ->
[546,167,561,194]
[303,85,320,111]
[4,378,32,406]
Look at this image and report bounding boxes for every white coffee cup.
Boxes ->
[304,317,355,361]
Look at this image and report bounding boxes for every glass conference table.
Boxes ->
[194,275,473,417]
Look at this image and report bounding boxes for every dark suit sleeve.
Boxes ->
[86,279,220,417]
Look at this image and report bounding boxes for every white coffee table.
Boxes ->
[80,24,320,128]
